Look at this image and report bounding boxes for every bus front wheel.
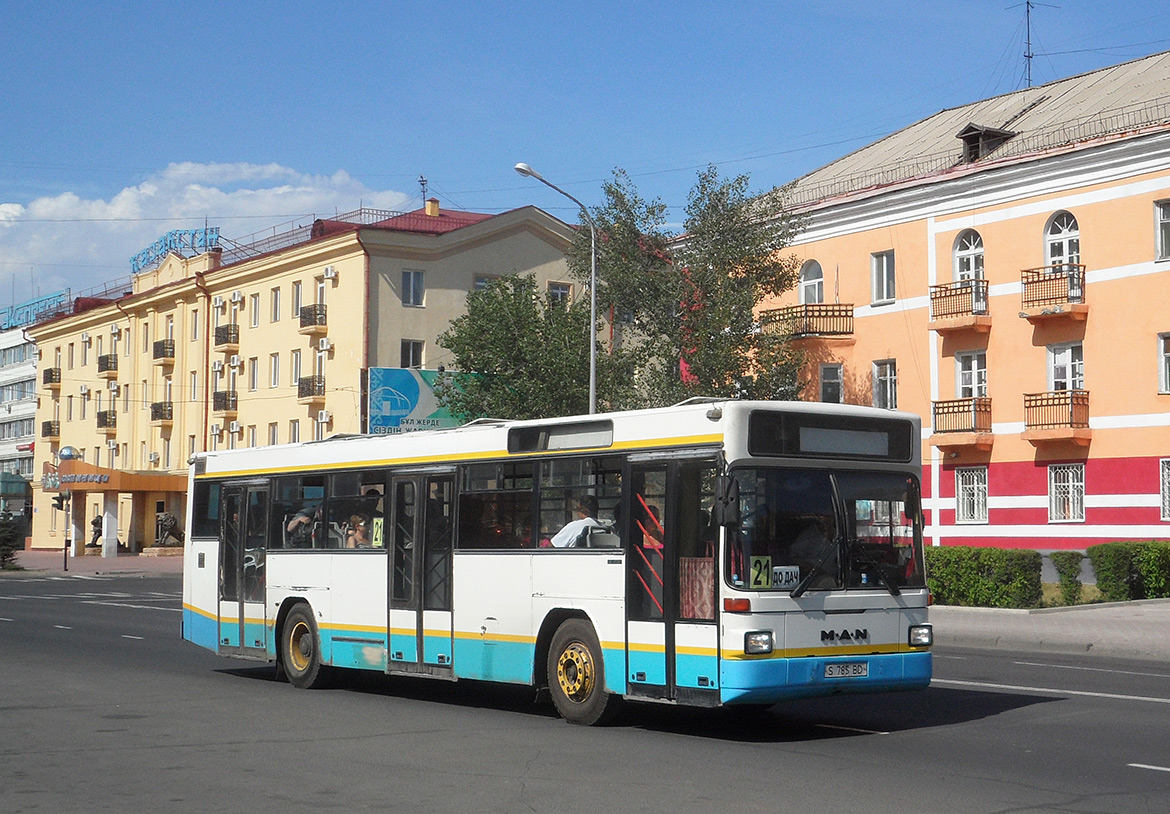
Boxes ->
[281,604,332,689]
[547,619,615,725]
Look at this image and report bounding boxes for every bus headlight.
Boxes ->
[744,631,773,655]
[908,624,933,647]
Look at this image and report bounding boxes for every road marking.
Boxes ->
[934,678,1170,705]
[0,617,12,622]
[83,600,181,612]
[121,635,144,640]
[54,625,72,630]
[1014,660,1170,679]
[816,724,889,735]
[1129,763,1170,773]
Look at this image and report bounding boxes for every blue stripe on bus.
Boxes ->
[183,607,219,652]
[719,651,932,705]
[675,652,720,690]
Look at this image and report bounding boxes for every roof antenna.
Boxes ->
[1024,0,1034,88]
[418,175,428,204]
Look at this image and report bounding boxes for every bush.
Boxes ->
[1050,550,1084,606]
[925,546,1042,608]
[1086,541,1170,601]
[1086,542,1133,602]
[0,515,22,569]
[1133,542,1170,599]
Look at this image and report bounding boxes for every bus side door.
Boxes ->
[218,483,269,659]
[388,473,455,677]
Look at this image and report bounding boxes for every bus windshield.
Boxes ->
[726,468,926,594]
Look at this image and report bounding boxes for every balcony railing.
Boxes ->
[43,367,62,386]
[759,303,853,337]
[1024,390,1090,430]
[298,375,326,400]
[929,279,989,320]
[150,401,174,422]
[1021,264,1086,310]
[152,338,175,362]
[214,324,240,348]
[97,354,118,374]
[299,304,328,330]
[212,390,239,413]
[41,420,60,438]
[932,397,992,434]
[96,410,117,430]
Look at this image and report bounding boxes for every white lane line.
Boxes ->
[817,724,889,735]
[0,617,12,622]
[934,678,1170,705]
[53,625,72,630]
[1014,660,1170,679]
[121,635,144,640]
[82,600,181,612]
[1129,763,1170,773]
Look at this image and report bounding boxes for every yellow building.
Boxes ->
[760,51,1170,550]
[29,201,574,554]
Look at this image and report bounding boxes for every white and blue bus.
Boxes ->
[182,399,931,724]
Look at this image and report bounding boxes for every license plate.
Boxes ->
[824,662,868,678]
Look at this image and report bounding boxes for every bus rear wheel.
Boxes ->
[547,619,615,725]
[281,604,331,689]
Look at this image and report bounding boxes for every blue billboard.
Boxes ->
[367,368,461,434]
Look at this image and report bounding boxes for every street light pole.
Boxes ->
[515,162,598,415]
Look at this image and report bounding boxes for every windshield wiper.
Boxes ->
[850,542,901,596]
[790,541,839,598]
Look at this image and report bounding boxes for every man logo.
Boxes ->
[821,629,869,642]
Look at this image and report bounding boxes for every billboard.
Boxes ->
[367,368,462,434]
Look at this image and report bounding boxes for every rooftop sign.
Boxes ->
[1,291,70,331]
[130,227,220,273]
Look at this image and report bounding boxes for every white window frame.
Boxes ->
[954,230,984,283]
[872,360,897,409]
[248,358,259,392]
[1045,211,1080,267]
[955,350,987,398]
[289,419,300,444]
[269,353,280,388]
[402,270,425,307]
[291,281,303,317]
[1048,463,1085,523]
[819,363,842,403]
[268,423,279,446]
[799,260,824,305]
[548,281,572,305]
[1048,342,1084,391]
[1159,333,1170,394]
[270,287,282,323]
[956,466,988,524]
[1161,459,1170,521]
[871,250,895,304]
[401,339,423,369]
[250,294,260,328]
[290,349,302,386]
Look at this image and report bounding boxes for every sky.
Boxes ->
[3,0,1170,303]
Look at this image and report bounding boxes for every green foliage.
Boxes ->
[1087,541,1170,601]
[1050,550,1085,606]
[567,166,804,407]
[0,514,22,569]
[434,274,637,421]
[924,546,1042,608]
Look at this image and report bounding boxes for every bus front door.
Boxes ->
[388,473,455,677]
[218,483,269,659]
[626,459,720,706]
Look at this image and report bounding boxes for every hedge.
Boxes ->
[1050,550,1085,606]
[924,546,1042,608]
[1086,541,1170,601]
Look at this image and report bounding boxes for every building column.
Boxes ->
[101,492,118,558]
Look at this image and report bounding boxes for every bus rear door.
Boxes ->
[218,482,268,659]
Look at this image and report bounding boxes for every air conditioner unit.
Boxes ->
[229,355,241,368]
[210,424,221,435]
[79,384,90,395]
[148,452,160,464]
[211,360,224,373]
[230,291,244,303]
[318,338,333,352]
[107,439,118,451]
[228,421,241,434]
[110,324,120,335]
[316,410,331,424]
[80,332,91,343]
[323,265,338,280]
[212,296,225,308]
[109,381,120,392]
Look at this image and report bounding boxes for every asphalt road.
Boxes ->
[2,573,1169,814]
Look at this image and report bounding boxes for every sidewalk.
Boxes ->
[5,548,184,577]
[931,600,1170,663]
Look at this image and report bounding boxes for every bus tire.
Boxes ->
[281,603,332,689]
[547,619,615,726]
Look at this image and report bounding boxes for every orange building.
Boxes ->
[760,51,1170,550]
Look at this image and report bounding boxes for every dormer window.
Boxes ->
[957,123,1016,163]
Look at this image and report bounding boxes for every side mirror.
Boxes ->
[712,475,740,527]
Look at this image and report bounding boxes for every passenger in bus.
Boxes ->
[549,496,604,548]
[286,504,321,547]
[346,513,372,548]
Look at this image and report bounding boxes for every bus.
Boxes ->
[181,399,932,724]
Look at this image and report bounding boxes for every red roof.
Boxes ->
[371,207,494,235]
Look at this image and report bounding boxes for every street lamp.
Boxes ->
[515,162,598,415]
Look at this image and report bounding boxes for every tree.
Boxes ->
[0,511,22,570]
[568,165,804,405]
[435,274,636,421]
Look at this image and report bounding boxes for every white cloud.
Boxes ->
[0,162,413,301]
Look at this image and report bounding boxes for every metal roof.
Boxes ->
[790,50,1170,207]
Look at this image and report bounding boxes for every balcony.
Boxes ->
[759,303,853,339]
[928,397,993,450]
[1022,390,1091,445]
[96,410,117,435]
[297,375,326,405]
[152,339,176,367]
[1020,264,1088,322]
[212,390,239,417]
[214,323,240,352]
[929,280,991,333]
[43,367,62,390]
[150,401,174,427]
[41,420,60,440]
[96,354,118,379]
[298,304,328,335]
